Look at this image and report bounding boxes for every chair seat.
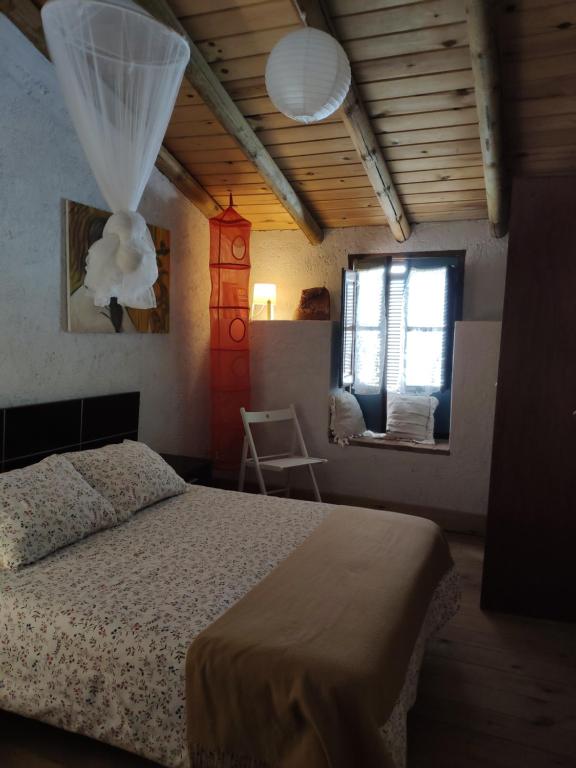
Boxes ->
[246,456,327,472]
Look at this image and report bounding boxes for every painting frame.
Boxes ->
[65,199,171,334]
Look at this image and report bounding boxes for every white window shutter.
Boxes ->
[354,266,386,394]
[340,269,358,387]
[385,271,406,393]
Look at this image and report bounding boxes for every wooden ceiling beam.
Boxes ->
[136,0,324,245]
[156,147,222,218]
[294,0,411,242]
[0,0,223,219]
[466,0,508,237]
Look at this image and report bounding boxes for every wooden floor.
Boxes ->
[409,535,576,768]
[1,534,575,768]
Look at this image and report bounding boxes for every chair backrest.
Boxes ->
[241,407,294,424]
[240,405,310,461]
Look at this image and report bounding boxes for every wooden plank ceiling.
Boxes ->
[27,0,576,232]
[164,0,488,230]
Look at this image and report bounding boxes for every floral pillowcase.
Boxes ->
[66,440,188,522]
[0,454,117,570]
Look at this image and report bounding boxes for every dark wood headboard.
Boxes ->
[0,392,140,472]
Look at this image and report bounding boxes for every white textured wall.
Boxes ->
[250,221,508,322]
[0,17,210,456]
[250,321,501,528]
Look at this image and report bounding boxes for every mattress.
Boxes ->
[0,485,459,767]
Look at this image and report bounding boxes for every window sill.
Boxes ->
[348,436,451,455]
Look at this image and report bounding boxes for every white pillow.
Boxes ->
[386,394,439,444]
[0,454,117,570]
[329,389,366,445]
[66,440,188,522]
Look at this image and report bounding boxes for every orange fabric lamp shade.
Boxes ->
[209,199,251,469]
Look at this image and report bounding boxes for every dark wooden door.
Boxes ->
[481,176,576,621]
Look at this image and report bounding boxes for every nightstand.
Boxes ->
[161,454,213,485]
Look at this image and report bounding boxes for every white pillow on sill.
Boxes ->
[386,394,439,445]
[329,389,367,446]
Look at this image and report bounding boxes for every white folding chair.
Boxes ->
[238,404,327,502]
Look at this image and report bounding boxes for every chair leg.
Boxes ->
[238,438,248,492]
[307,465,322,502]
[286,469,291,499]
[254,463,268,495]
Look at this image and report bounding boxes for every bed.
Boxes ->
[0,394,459,768]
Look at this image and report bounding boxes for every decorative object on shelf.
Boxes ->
[66,200,170,334]
[251,283,277,320]
[209,196,252,470]
[294,287,331,320]
[41,0,189,309]
[265,27,351,124]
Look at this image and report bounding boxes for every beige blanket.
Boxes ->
[186,506,453,768]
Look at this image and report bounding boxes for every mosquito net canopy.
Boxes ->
[42,0,190,308]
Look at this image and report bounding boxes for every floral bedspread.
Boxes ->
[0,487,331,766]
[0,486,459,768]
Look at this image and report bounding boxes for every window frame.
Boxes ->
[342,250,465,438]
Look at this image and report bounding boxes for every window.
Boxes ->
[340,252,464,438]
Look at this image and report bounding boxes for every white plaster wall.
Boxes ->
[250,320,501,527]
[0,17,210,455]
[250,221,508,322]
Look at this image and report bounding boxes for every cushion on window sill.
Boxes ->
[386,394,439,444]
[329,389,367,446]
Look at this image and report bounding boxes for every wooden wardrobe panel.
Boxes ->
[481,176,576,621]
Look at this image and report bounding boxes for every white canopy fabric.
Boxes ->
[42,0,190,308]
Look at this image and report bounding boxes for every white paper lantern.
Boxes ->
[265,28,351,124]
[42,0,189,308]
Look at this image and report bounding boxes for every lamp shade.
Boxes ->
[265,28,351,124]
[251,283,277,320]
[209,202,252,469]
[253,283,277,305]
